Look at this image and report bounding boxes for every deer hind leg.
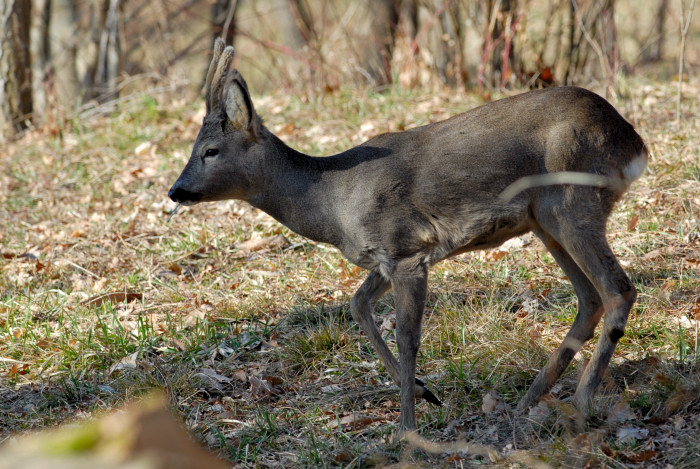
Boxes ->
[350,271,441,416]
[518,227,604,411]
[529,207,636,414]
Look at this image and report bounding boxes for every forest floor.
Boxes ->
[1,75,698,468]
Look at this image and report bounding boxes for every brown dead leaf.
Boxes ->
[627,214,639,231]
[104,393,230,468]
[249,375,275,397]
[171,337,186,351]
[660,279,676,291]
[643,246,676,261]
[84,291,143,307]
[664,387,696,414]
[167,263,183,275]
[567,433,591,458]
[9,363,30,377]
[654,372,674,387]
[487,250,508,261]
[528,324,543,340]
[0,396,230,469]
[261,374,284,386]
[380,314,396,336]
[236,234,288,253]
[600,441,616,458]
[338,259,364,285]
[194,368,232,393]
[481,390,506,414]
[607,400,636,424]
[334,448,354,463]
[326,413,385,431]
[109,351,139,376]
[232,369,247,383]
[673,415,686,430]
[527,401,551,423]
[277,123,298,136]
[183,304,213,327]
[620,449,658,464]
[545,398,579,420]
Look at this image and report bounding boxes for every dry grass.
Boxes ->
[1,74,698,467]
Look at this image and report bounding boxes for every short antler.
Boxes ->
[204,38,235,114]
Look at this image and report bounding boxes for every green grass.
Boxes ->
[1,77,699,467]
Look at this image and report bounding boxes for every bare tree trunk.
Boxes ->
[272,0,315,49]
[492,0,518,88]
[598,0,618,77]
[94,0,121,102]
[30,0,49,123]
[648,0,667,61]
[268,0,320,91]
[400,0,419,39]
[554,0,575,84]
[362,0,400,86]
[424,1,467,87]
[0,0,32,140]
[570,0,618,86]
[50,0,80,111]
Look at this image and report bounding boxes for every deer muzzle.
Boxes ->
[168,184,202,205]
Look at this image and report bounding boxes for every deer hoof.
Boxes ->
[415,378,443,406]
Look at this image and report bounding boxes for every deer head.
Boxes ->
[168,39,264,205]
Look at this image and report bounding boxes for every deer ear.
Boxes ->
[224,77,251,130]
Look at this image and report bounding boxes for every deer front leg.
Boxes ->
[350,272,398,379]
[390,265,429,430]
[350,271,441,418]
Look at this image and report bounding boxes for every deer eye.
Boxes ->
[203,148,219,158]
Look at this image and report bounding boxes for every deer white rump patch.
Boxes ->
[621,148,648,184]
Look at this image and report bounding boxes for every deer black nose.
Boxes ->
[168,185,201,204]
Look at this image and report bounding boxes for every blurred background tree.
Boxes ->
[0,0,697,142]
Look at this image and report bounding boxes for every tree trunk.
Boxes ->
[647,0,667,61]
[554,0,575,84]
[400,0,419,39]
[491,0,518,88]
[94,0,121,102]
[477,0,518,90]
[361,0,400,86]
[30,0,49,123]
[272,0,315,49]
[0,0,32,140]
[425,1,467,87]
[570,0,618,88]
[50,0,80,111]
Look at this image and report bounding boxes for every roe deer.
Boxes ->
[169,39,647,430]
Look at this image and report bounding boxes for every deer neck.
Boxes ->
[246,131,343,247]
